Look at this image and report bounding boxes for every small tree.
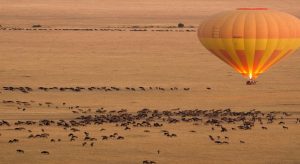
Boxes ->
[32,24,42,28]
[178,23,184,28]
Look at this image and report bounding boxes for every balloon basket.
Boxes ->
[246,79,257,85]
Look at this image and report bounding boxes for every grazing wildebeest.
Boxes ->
[221,126,227,132]
[183,88,190,91]
[41,151,50,155]
[143,160,156,164]
[16,149,24,154]
[215,141,222,144]
[70,128,80,132]
[102,136,108,140]
[117,136,124,140]
[8,139,19,143]
[222,141,229,144]
[139,87,146,91]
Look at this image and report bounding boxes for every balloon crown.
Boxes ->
[237,8,269,10]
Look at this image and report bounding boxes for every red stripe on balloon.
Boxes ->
[259,50,281,72]
[208,49,231,64]
[208,49,235,68]
[252,50,264,73]
[236,50,249,72]
[219,49,244,72]
[268,49,293,68]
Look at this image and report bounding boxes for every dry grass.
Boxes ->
[0,0,300,163]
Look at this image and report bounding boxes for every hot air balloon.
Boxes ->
[197,8,300,85]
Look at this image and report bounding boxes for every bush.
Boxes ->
[32,24,42,28]
[178,23,184,28]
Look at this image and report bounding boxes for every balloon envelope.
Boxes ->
[198,8,300,79]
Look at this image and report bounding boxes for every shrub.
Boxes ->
[32,24,42,28]
[178,23,184,28]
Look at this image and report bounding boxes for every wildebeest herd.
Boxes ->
[1,98,299,163]
[0,24,196,33]
[1,86,192,93]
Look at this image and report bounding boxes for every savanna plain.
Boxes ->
[0,0,300,163]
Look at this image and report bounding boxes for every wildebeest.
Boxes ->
[41,151,50,155]
[16,149,24,154]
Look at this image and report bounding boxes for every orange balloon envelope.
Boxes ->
[197,8,300,80]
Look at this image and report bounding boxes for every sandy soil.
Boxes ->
[0,0,300,163]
